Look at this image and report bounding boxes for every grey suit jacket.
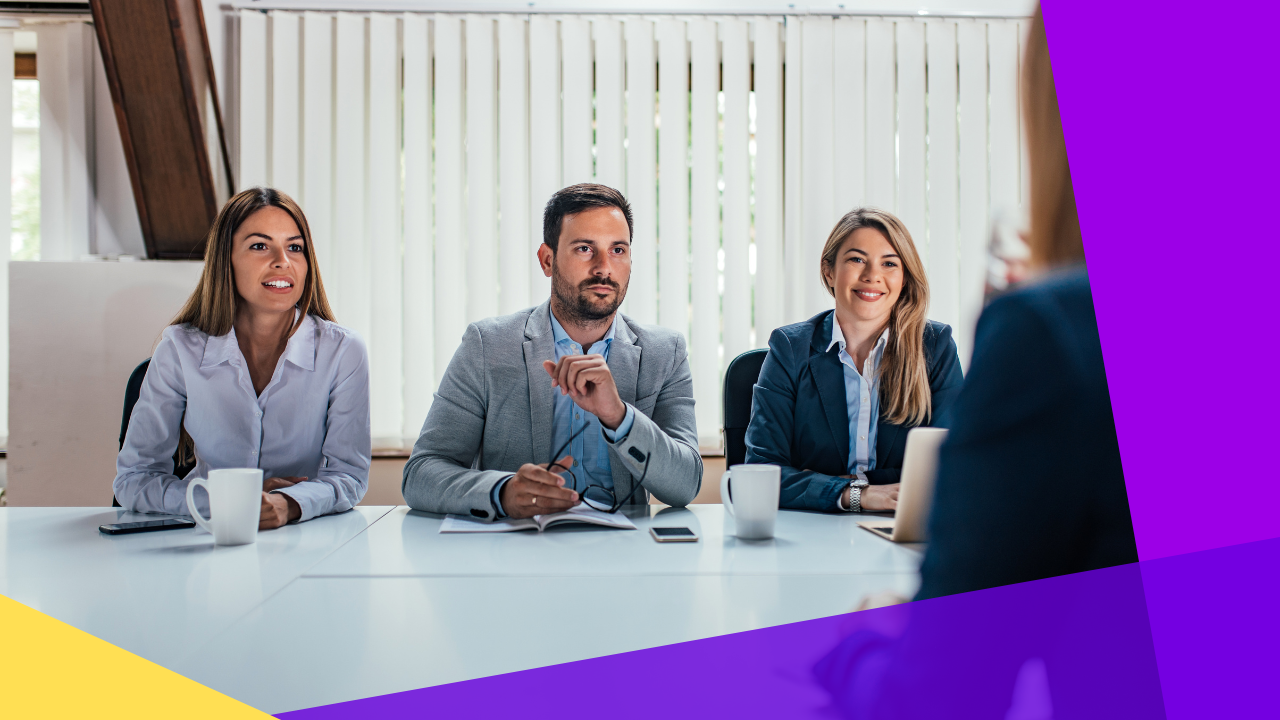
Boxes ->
[402,301,703,520]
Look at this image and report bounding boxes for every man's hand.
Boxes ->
[499,455,581,519]
[260,491,301,529]
[263,476,306,492]
[543,355,626,429]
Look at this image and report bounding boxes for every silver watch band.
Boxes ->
[847,472,869,513]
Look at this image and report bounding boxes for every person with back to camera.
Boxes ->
[911,4,1138,598]
[744,208,964,513]
[114,188,371,529]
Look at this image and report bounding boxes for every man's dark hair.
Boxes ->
[542,183,634,251]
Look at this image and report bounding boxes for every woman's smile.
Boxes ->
[262,276,296,294]
[262,275,296,293]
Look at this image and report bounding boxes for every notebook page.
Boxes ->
[535,505,637,530]
[439,515,539,533]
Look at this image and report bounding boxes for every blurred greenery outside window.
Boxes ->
[13,77,39,261]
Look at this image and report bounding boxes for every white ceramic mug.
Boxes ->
[720,464,781,539]
[186,468,262,546]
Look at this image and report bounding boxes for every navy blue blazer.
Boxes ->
[745,311,964,511]
[916,266,1138,599]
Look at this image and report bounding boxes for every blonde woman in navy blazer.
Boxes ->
[745,208,964,513]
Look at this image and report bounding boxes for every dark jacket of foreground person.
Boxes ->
[916,265,1139,599]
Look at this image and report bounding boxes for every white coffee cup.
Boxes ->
[186,468,262,546]
[720,464,781,540]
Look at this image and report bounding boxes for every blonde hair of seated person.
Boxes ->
[172,187,335,338]
[1023,6,1084,269]
[819,208,932,428]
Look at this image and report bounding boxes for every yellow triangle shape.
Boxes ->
[0,593,273,719]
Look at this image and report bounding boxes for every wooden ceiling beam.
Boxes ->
[89,0,233,259]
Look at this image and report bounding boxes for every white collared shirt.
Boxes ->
[829,317,888,509]
[114,314,371,522]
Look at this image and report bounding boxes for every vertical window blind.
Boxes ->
[234,12,1029,449]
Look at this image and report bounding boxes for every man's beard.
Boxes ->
[551,268,627,325]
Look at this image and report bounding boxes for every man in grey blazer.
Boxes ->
[403,184,703,520]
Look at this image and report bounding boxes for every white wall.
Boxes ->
[35,21,145,260]
[6,261,203,507]
[91,29,145,257]
[0,24,15,447]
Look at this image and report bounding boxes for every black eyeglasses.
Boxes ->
[546,423,650,514]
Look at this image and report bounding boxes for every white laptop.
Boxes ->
[857,427,948,543]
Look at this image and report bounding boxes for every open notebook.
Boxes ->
[439,504,637,533]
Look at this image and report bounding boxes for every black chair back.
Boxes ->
[120,359,151,451]
[722,348,769,467]
[116,359,194,507]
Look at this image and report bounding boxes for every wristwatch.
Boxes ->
[847,476,870,513]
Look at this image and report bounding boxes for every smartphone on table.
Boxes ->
[99,518,196,535]
[650,526,698,543]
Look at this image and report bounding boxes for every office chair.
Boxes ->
[115,359,195,507]
[721,348,769,467]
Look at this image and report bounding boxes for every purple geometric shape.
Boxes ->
[1139,536,1280,719]
[279,560,1165,719]
[1043,0,1280,561]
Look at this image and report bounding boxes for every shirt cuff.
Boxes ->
[601,405,635,442]
[491,475,515,518]
[271,481,335,523]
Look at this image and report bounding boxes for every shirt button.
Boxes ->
[256,411,263,417]
[859,436,866,440]
[575,413,580,419]
[251,450,258,455]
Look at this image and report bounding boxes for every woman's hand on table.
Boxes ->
[839,477,900,512]
[260,490,302,528]
[860,483,900,512]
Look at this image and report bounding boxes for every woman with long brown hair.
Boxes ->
[745,208,963,512]
[114,188,370,528]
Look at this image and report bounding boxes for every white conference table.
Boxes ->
[0,505,393,670]
[0,504,923,714]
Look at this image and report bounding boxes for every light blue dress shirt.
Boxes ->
[491,310,635,516]
[114,313,372,522]
[827,317,889,508]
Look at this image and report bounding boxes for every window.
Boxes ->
[12,54,39,260]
